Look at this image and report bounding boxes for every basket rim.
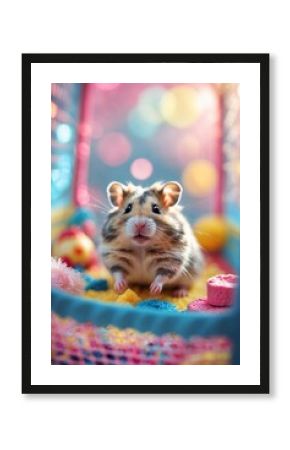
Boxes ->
[52,287,240,340]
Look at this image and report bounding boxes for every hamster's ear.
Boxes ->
[158,181,183,207]
[107,182,128,207]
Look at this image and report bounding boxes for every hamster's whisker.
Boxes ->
[88,191,107,204]
[95,200,110,209]
[88,202,111,214]
[89,195,111,210]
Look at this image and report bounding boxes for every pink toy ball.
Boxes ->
[207,274,238,307]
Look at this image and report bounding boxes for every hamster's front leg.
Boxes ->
[111,267,128,294]
[150,275,164,295]
[150,269,175,295]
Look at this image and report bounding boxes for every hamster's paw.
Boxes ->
[114,278,128,294]
[172,286,189,297]
[150,279,163,295]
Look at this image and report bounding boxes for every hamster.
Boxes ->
[99,181,203,297]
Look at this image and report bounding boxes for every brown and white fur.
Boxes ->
[100,181,203,297]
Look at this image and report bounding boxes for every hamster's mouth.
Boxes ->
[132,235,151,245]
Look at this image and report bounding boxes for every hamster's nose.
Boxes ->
[135,222,146,233]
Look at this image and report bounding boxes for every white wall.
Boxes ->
[0,1,286,449]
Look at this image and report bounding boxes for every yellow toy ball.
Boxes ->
[52,226,97,268]
[194,215,229,252]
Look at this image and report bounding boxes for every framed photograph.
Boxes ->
[22,53,269,394]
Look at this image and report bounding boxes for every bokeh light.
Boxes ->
[56,123,73,143]
[161,86,198,128]
[51,102,58,119]
[51,153,72,200]
[130,158,153,180]
[182,160,217,196]
[156,127,204,169]
[97,132,131,166]
[176,134,201,164]
[128,108,159,139]
[233,160,240,176]
[137,86,165,125]
[51,83,240,225]
[197,86,217,113]
[95,84,119,91]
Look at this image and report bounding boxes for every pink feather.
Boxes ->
[51,257,84,295]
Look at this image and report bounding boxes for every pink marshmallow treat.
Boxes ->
[207,274,238,307]
[187,298,230,312]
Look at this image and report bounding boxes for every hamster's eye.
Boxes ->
[152,204,161,214]
[124,203,133,214]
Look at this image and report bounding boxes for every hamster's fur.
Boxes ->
[100,181,203,297]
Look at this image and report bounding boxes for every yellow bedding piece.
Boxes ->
[84,261,225,311]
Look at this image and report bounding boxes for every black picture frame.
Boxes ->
[22,53,269,394]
